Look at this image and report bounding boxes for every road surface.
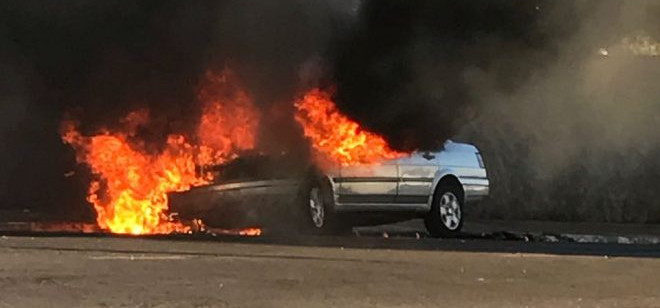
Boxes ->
[1,235,659,307]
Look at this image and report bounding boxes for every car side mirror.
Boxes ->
[422,152,435,160]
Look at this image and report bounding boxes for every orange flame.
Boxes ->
[197,70,261,166]
[62,113,201,235]
[238,227,263,237]
[294,88,404,166]
[191,219,262,237]
[61,70,260,235]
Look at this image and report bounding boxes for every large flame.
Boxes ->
[294,88,404,166]
[62,114,202,235]
[197,70,261,166]
[62,70,260,235]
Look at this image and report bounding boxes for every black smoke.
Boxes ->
[2,0,659,224]
[332,0,591,151]
[0,0,352,218]
[0,1,218,218]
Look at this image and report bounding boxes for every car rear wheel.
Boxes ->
[424,184,464,238]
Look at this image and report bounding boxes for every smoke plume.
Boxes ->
[1,0,659,223]
[458,1,660,222]
[0,0,354,218]
[332,0,587,151]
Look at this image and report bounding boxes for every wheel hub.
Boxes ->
[309,187,325,228]
[439,191,461,230]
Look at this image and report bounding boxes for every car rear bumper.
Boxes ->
[460,176,489,203]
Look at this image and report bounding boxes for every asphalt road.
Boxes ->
[1,235,660,307]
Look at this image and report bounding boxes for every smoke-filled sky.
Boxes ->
[333,0,582,150]
[0,0,659,222]
[0,0,355,217]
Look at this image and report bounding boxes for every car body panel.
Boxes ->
[336,161,398,203]
[396,153,437,199]
[332,141,489,212]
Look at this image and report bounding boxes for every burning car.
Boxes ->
[63,80,488,237]
[169,140,489,237]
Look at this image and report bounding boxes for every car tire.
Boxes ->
[298,175,350,235]
[424,184,464,238]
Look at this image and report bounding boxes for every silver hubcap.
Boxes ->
[439,192,461,230]
[309,187,325,228]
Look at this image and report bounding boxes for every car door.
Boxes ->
[396,151,439,204]
[336,160,398,204]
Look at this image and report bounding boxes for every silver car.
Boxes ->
[170,141,489,237]
[301,140,489,237]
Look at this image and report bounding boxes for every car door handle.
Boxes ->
[422,152,435,160]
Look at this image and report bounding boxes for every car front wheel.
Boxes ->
[424,184,464,238]
[299,176,350,235]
